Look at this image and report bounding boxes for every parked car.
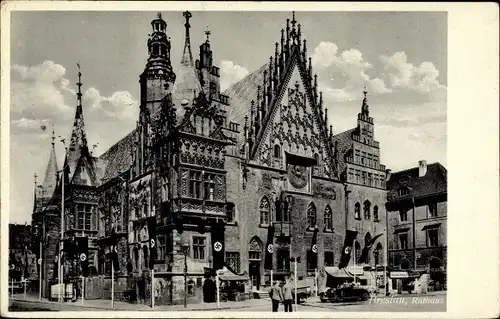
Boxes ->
[320,285,371,303]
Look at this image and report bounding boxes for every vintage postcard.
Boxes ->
[1,1,499,319]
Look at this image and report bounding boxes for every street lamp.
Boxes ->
[373,249,379,293]
[181,241,189,308]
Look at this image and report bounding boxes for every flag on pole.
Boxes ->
[53,241,60,279]
[211,220,225,270]
[148,217,157,270]
[76,237,89,277]
[110,237,120,272]
[339,230,358,269]
[264,225,275,270]
[310,227,318,254]
[357,233,384,264]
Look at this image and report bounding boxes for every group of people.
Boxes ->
[269,278,294,312]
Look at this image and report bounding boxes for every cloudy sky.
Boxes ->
[9,11,447,224]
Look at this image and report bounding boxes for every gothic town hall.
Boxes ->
[32,11,388,305]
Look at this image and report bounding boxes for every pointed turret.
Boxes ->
[40,126,59,198]
[67,65,89,180]
[173,11,202,115]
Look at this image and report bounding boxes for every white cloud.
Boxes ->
[219,60,249,91]
[10,61,140,224]
[380,51,446,93]
[311,42,392,102]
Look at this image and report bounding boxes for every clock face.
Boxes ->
[288,164,308,189]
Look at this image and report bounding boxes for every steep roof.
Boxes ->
[387,162,447,199]
[96,129,136,185]
[223,63,268,149]
[40,140,59,199]
[331,128,356,176]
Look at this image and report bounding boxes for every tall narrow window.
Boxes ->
[400,210,408,222]
[277,248,290,271]
[324,251,334,266]
[307,203,317,229]
[363,200,371,220]
[373,205,379,221]
[143,245,149,269]
[189,171,202,199]
[428,203,438,217]
[274,145,281,159]
[324,205,333,231]
[399,233,408,250]
[192,237,206,260]
[354,202,361,219]
[225,252,241,273]
[259,197,270,225]
[427,229,439,247]
[226,202,235,223]
[203,173,215,201]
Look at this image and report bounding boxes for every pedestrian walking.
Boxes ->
[269,280,283,312]
[282,277,293,312]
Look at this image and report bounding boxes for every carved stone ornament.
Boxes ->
[288,164,308,189]
[313,182,337,200]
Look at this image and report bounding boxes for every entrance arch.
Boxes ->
[248,236,263,290]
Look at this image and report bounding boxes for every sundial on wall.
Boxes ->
[288,164,308,189]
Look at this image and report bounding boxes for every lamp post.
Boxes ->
[373,249,379,294]
[181,241,189,308]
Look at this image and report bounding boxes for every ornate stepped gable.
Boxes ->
[224,12,338,178]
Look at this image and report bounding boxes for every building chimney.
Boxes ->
[385,169,392,181]
[418,160,427,177]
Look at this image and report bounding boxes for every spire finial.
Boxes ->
[205,28,211,43]
[292,11,296,26]
[51,124,55,146]
[76,63,82,107]
[34,172,38,187]
[362,86,369,116]
[363,85,367,98]
[182,11,194,65]
[156,12,162,20]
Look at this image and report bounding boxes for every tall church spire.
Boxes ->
[41,125,59,198]
[67,64,89,179]
[181,11,194,66]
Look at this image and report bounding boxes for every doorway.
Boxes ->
[249,261,261,290]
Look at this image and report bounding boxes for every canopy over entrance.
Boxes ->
[218,266,250,281]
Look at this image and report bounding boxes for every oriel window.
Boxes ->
[324,205,333,231]
[259,197,270,225]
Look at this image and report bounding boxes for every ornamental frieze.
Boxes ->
[72,188,99,203]
[312,182,337,200]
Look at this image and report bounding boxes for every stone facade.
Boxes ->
[31,11,391,304]
[386,161,447,276]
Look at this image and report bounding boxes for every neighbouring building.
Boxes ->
[385,161,447,289]
[31,11,390,305]
[9,223,38,282]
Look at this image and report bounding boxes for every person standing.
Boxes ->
[269,280,283,312]
[282,277,294,312]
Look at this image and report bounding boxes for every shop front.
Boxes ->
[218,267,251,302]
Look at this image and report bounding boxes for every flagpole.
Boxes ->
[294,258,298,312]
[314,268,318,299]
[353,242,357,284]
[270,269,273,288]
[216,270,221,309]
[111,261,114,309]
[59,167,65,304]
[151,269,155,309]
[39,240,43,301]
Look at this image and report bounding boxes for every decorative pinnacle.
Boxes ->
[34,172,38,187]
[205,28,211,43]
[51,124,55,146]
[363,85,368,98]
[157,12,162,20]
[183,10,192,27]
[76,63,82,105]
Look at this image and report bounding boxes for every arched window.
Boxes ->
[363,200,371,220]
[375,243,383,265]
[259,197,270,225]
[373,205,379,221]
[324,205,333,231]
[364,232,372,264]
[274,144,281,159]
[307,203,317,229]
[133,246,139,270]
[355,241,362,263]
[248,237,263,261]
[354,202,361,219]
